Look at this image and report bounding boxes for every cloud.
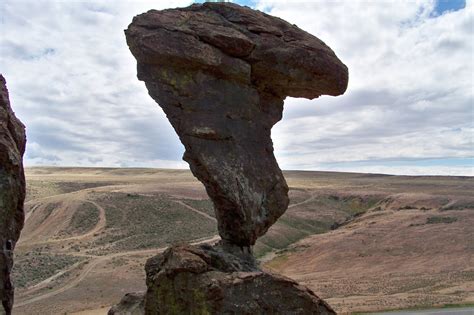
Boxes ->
[1,0,192,167]
[25,142,61,165]
[1,0,472,175]
[258,0,473,175]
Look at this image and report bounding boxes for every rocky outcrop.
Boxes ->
[0,75,26,314]
[120,3,348,313]
[125,2,348,249]
[110,245,336,315]
[108,292,145,315]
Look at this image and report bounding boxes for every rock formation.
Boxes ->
[111,244,336,315]
[118,3,348,314]
[125,2,348,250]
[0,75,26,315]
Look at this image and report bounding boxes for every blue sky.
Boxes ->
[195,0,257,6]
[434,0,466,14]
[197,0,467,14]
[0,0,472,175]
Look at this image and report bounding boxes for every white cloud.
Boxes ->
[260,0,473,175]
[1,0,472,175]
[1,0,192,167]
[321,164,474,177]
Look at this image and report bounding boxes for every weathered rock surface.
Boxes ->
[108,292,145,315]
[0,75,26,315]
[110,245,336,315]
[125,2,348,248]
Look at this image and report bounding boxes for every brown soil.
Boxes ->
[13,167,474,314]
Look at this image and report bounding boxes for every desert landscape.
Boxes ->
[11,167,474,314]
[1,0,472,314]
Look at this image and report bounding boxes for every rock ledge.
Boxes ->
[110,244,336,315]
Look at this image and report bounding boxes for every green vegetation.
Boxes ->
[426,216,458,224]
[38,202,60,224]
[26,180,117,201]
[354,302,474,314]
[110,257,128,267]
[147,275,210,315]
[257,226,308,254]
[12,252,82,288]
[26,180,68,202]
[26,201,60,230]
[67,202,99,234]
[181,199,216,217]
[327,195,381,216]
[288,187,311,205]
[441,200,474,211]
[255,194,383,257]
[264,253,289,270]
[91,192,217,252]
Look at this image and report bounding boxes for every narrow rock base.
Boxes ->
[109,244,335,315]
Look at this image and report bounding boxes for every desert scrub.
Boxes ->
[25,180,118,201]
[278,215,332,234]
[66,202,99,234]
[26,202,61,229]
[39,202,60,223]
[26,180,62,202]
[441,199,474,211]
[110,257,128,267]
[328,195,382,215]
[91,192,217,251]
[255,194,383,256]
[257,225,308,252]
[12,252,83,288]
[288,187,312,205]
[426,216,457,224]
[180,199,215,217]
[52,181,119,195]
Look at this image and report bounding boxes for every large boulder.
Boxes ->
[0,75,26,315]
[125,2,348,248]
[110,244,336,315]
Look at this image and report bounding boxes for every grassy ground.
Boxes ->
[26,180,116,202]
[13,252,83,288]
[180,199,216,217]
[65,202,99,235]
[14,167,474,315]
[89,192,217,252]
[255,194,383,257]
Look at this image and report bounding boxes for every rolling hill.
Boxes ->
[13,167,474,314]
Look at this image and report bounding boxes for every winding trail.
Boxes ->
[172,200,217,222]
[21,198,106,246]
[54,199,106,242]
[15,234,220,308]
[16,186,318,309]
[288,190,317,209]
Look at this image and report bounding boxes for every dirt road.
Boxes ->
[15,234,220,307]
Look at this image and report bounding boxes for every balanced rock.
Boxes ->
[110,245,336,315]
[0,75,26,315]
[125,2,348,248]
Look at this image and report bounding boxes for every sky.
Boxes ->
[0,0,472,175]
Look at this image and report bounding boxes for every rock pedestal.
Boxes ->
[0,75,26,315]
[110,244,336,315]
[117,3,348,314]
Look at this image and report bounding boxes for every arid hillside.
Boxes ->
[13,167,474,314]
